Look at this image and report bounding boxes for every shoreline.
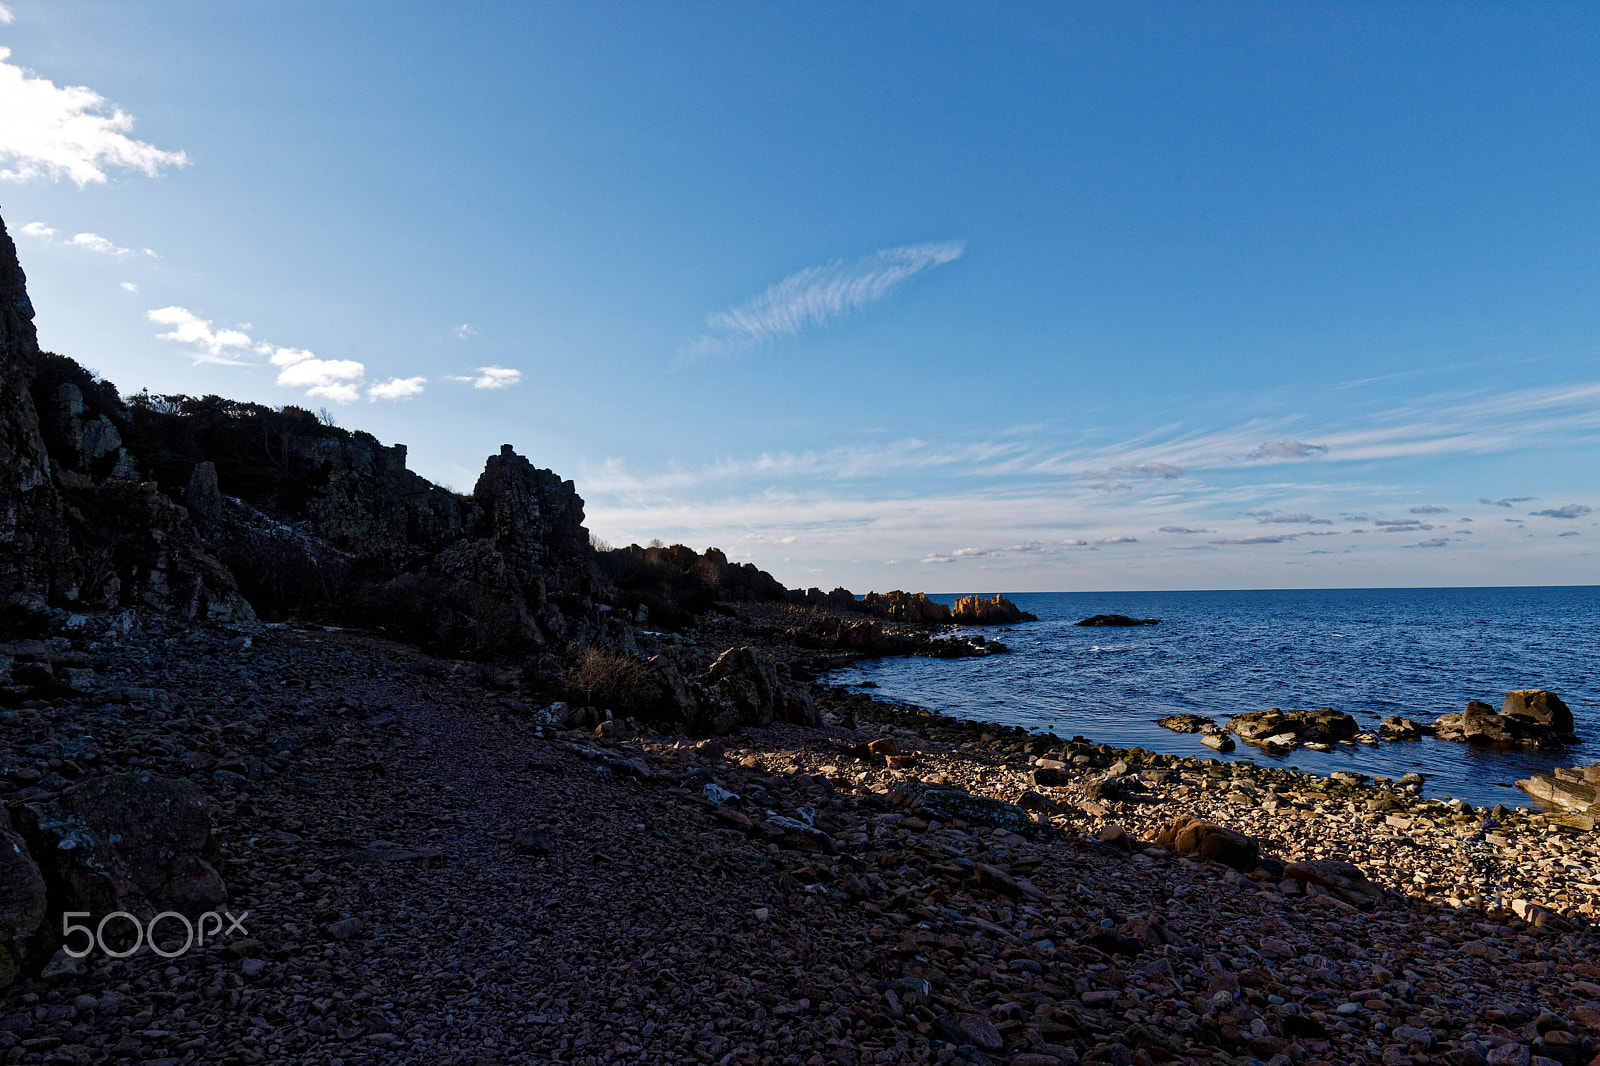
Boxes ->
[2,617,1597,1065]
[821,667,1578,814]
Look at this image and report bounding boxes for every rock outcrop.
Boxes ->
[950,594,1038,625]
[1227,707,1358,751]
[1517,762,1600,831]
[1156,714,1214,733]
[795,615,1007,658]
[19,772,227,922]
[597,543,789,629]
[691,646,818,736]
[1075,614,1160,627]
[0,218,81,611]
[1433,690,1578,750]
[859,590,952,624]
[0,817,46,987]
[0,215,253,628]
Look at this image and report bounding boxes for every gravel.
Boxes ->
[0,618,1596,1065]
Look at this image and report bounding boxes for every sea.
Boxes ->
[826,586,1600,810]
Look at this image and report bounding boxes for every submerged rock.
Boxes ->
[1379,715,1430,740]
[1227,707,1358,750]
[1157,713,1214,733]
[1075,614,1160,627]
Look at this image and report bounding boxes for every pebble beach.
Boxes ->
[2,619,1596,1066]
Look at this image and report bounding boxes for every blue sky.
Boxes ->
[1,2,1596,592]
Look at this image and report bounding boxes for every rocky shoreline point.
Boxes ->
[2,211,1598,1065]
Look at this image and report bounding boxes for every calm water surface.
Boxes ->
[827,586,1600,809]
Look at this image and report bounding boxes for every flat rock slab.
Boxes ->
[334,847,443,864]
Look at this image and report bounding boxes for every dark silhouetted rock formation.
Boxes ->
[597,543,789,630]
[0,214,254,630]
[1076,614,1159,627]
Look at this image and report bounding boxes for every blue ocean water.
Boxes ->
[829,587,1600,809]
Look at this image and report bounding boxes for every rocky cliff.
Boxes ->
[0,217,253,631]
[0,211,619,663]
[0,219,79,612]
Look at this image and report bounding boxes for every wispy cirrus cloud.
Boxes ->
[1083,461,1183,480]
[1250,511,1332,526]
[0,47,189,185]
[578,372,1599,585]
[921,540,1053,565]
[1248,439,1328,461]
[1479,496,1534,508]
[682,240,964,360]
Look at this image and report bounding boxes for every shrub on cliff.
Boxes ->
[564,646,663,714]
[595,543,789,629]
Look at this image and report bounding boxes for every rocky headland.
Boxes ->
[1,213,1597,1066]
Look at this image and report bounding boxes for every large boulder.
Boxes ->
[1517,762,1599,829]
[1502,690,1574,734]
[0,818,46,988]
[1228,707,1357,748]
[1155,815,1260,870]
[1283,859,1385,908]
[19,772,227,922]
[1434,690,1578,750]
[889,782,1033,832]
[689,646,818,736]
